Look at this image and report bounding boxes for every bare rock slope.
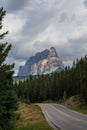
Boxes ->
[18,47,64,76]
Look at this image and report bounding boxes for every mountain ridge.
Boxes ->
[18,47,64,76]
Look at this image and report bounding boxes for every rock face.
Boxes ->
[17,47,64,76]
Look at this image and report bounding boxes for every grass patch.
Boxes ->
[15,102,53,130]
[67,105,87,115]
[60,96,87,115]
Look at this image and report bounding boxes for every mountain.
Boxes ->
[17,47,64,76]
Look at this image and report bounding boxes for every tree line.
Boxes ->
[14,55,87,105]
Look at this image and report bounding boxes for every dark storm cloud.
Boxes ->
[0,0,29,12]
[84,0,87,7]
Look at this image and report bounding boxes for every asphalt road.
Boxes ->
[38,104,87,130]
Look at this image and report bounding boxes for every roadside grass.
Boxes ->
[67,104,87,115]
[15,102,53,130]
[59,96,87,115]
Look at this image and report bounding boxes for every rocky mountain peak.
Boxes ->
[17,47,64,76]
[48,47,58,58]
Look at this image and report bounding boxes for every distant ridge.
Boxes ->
[17,47,64,76]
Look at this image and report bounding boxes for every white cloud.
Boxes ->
[2,13,26,43]
[63,60,73,67]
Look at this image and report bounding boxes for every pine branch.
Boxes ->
[0,31,8,40]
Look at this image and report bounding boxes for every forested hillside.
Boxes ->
[14,56,87,105]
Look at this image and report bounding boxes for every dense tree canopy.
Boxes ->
[14,55,87,105]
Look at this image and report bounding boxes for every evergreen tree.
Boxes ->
[0,8,18,130]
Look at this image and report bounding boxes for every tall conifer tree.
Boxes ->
[0,7,17,130]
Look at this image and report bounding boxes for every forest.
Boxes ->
[14,56,87,105]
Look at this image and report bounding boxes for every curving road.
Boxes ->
[38,104,87,130]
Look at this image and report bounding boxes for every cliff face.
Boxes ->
[17,47,64,76]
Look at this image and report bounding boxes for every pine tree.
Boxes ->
[0,7,18,130]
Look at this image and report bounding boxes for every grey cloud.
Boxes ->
[84,0,87,7]
[21,2,60,38]
[33,36,87,61]
[71,14,76,21]
[33,40,51,50]
[9,40,51,61]
[22,16,50,38]
[1,0,29,13]
[59,12,68,22]
[8,44,32,61]
[55,36,87,61]
[59,12,76,23]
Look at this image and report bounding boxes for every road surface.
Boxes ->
[38,104,87,130]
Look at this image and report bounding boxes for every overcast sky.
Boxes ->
[1,0,87,75]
